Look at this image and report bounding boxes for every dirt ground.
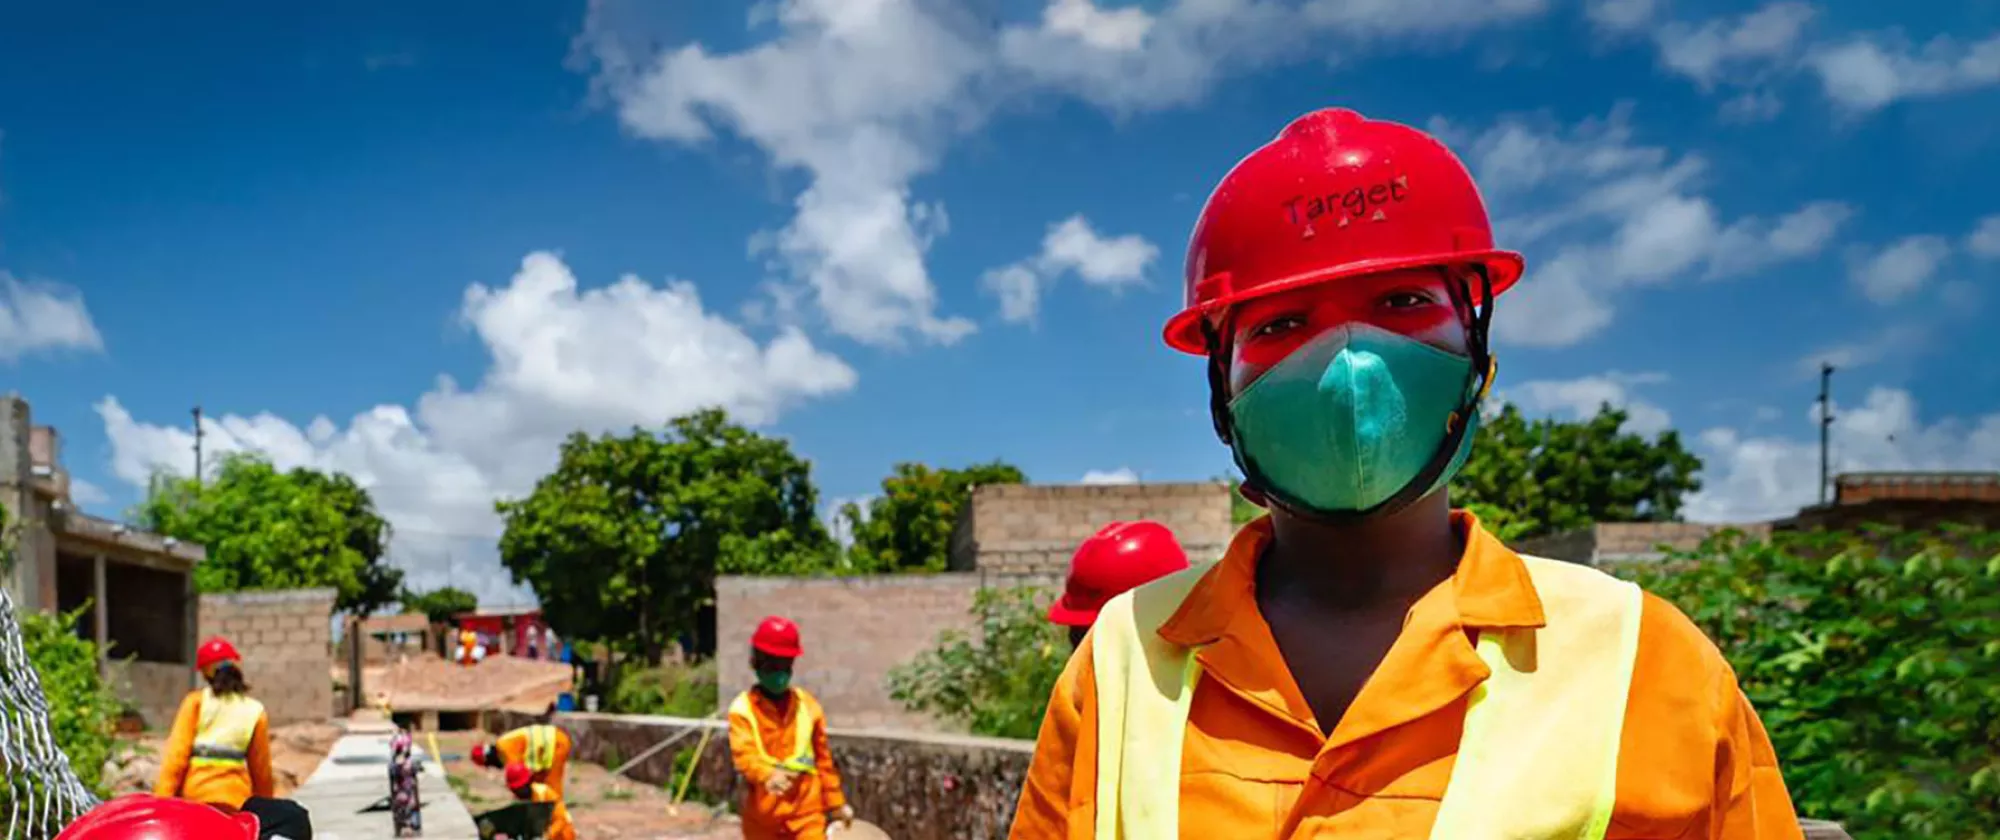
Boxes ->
[430,730,743,839]
[106,721,344,798]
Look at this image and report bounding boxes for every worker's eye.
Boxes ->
[1249,314,1308,338]
[1378,290,1438,310]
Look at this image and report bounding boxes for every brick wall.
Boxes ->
[715,574,983,730]
[106,660,192,729]
[951,482,1234,582]
[198,588,335,725]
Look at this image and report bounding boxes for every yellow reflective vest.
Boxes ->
[1089,555,1644,840]
[729,690,819,774]
[191,689,265,769]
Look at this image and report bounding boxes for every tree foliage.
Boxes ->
[840,461,1026,573]
[887,586,1069,739]
[137,453,404,615]
[495,408,837,665]
[400,586,478,625]
[1453,402,1703,541]
[1623,527,2000,839]
[21,604,123,796]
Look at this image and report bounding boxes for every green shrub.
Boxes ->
[21,602,123,796]
[608,660,719,718]
[888,586,1069,740]
[1622,526,2000,840]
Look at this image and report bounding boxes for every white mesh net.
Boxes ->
[0,585,101,838]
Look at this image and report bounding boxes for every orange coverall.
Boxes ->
[152,690,275,809]
[493,725,573,800]
[1010,512,1805,839]
[522,782,576,840]
[729,688,848,840]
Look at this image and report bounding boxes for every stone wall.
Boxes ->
[198,588,335,725]
[487,710,1032,840]
[715,574,982,730]
[950,482,1234,584]
[106,660,193,729]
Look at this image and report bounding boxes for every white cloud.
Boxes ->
[97,252,856,608]
[1080,467,1139,485]
[67,478,110,507]
[1796,323,1929,375]
[575,0,1559,348]
[1968,214,2000,259]
[1440,106,1849,347]
[1584,0,1657,34]
[1687,388,2000,522]
[1654,2,1815,89]
[982,215,1158,323]
[1848,235,1952,304]
[0,274,104,362]
[1807,30,2000,113]
[1503,371,1672,436]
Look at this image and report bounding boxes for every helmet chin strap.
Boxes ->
[1204,267,1497,527]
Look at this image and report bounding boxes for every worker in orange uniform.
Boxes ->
[457,625,478,665]
[471,704,573,799]
[153,637,313,838]
[1047,521,1191,650]
[1010,108,1803,839]
[729,616,854,840]
[504,761,576,840]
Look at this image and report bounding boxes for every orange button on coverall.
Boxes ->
[152,690,274,809]
[729,688,848,840]
[493,725,573,800]
[1011,512,1805,839]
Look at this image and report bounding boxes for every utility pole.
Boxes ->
[1817,363,1835,506]
[191,406,205,487]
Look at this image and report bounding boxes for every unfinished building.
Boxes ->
[2,395,205,727]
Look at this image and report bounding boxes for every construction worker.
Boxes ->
[729,615,854,840]
[57,794,261,839]
[1047,521,1191,649]
[153,637,313,838]
[457,625,478,665]
[504,761,575,840]
[1009,108,1803,838]
[471,704,573,799]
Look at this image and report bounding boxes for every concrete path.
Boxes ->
[291,721,481,840]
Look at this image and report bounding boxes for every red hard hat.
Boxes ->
[1164,108,1524,355]
[750,616,803,658]
[504,761,533,790]
[56,794,259,840]
[1048,521,1192,627]
[195,637,241,674]
[470,743,490,765]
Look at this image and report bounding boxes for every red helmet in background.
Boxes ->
[504,761,534,790]
[56,794,259,840]
[1048,521,1192,628]
[750,616,803,658]
[1164,108,1523,355]
[194,637,240,674]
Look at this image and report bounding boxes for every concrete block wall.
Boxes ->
[106,660,193,729]
[952,482,1235,578]
[198,588,335,725]
[715,573,983,730]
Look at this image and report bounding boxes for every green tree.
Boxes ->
[1452,402,1703,541]
[495,408,837,665]
[137,453,405,615]
[888,586,1069,739]
[1623,526,2000,839]
[22,604,123,796]
[400,586,479,624]
[840,461,1026,573]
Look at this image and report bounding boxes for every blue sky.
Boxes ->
[4,0,1997,607]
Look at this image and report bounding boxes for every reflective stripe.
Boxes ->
[191,744,248,761]
[729,691,817,774]
[192,688,263,772]
[521,725,559,773]
[1090,554,1644,840]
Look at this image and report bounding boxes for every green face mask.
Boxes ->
[1228,322,1478,514]
[755,669,792,696]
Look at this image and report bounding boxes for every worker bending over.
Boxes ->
[153,637,314,838]
[472,705,573,799]
[1047,521,1191,650]
[729,616,854,840]
[504,761,576,840]
[1010,108,1802,839]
